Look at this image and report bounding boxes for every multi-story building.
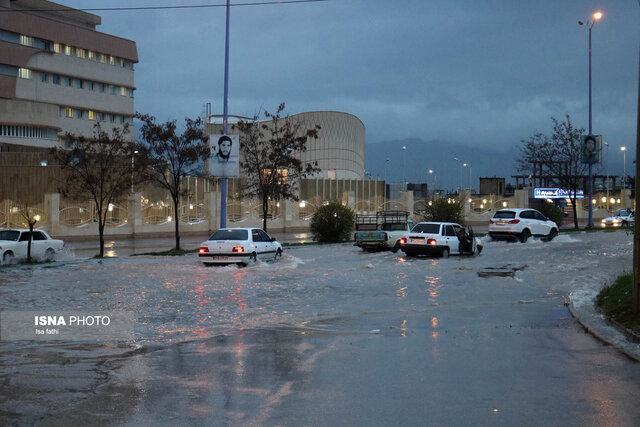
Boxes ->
[0,0,138,151]
[206,111,366,180]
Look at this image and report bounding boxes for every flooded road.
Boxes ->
[1,231,640,425]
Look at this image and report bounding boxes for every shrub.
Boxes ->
[424,198,464,224]
[537,202,563,226]
[310,201,355,243]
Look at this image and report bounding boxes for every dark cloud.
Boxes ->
[63,0,638,182]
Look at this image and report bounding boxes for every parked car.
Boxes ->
[398,222,483,258]
[353,211,414,252]
[488,208,558,242]
[0,229,64,265]
[198,227,283,266]
[601,209,635,228]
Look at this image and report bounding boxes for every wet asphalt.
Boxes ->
[1,230,639,426]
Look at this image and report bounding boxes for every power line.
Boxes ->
[0,0,329,13]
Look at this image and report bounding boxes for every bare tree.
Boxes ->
[517,115,586,229]
[135,113,209,250]
[19,205,40,263]
[52,123,140,257]
[234,103,320,231]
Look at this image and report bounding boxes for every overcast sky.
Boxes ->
[62,0,639,177]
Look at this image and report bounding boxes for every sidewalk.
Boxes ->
[569,288,640,362]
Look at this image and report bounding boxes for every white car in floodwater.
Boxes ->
[198,228,283,266]
[398,222,483,258]
[0,229,64,264]
[601,210,635,228]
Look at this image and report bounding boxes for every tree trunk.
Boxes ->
[27,223,34,263]
[571,195,579,229]
[98,222,105,258]
[262,197,269,231]
[173,197,180,250]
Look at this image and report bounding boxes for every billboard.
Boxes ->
[534,188,584,199]
[209,134,239,178]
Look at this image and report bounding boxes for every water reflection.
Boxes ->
[425,276,441,303]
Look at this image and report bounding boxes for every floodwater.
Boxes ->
[1,230,640,425]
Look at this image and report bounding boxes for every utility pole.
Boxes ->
[633,28,640,313]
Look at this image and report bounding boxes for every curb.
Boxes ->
[568,293,640,363]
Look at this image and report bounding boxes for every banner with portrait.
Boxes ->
[209,134,239,178]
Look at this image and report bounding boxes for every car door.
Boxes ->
[31,231,47,258]
[257,230,277,257]
[17,232,31,259]
[443,225,458,253]
[533,210,552,235]
[250,229,266,259]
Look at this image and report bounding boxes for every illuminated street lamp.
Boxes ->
[578,9,603,227]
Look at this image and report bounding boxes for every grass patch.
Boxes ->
[596,273,640,334]
[132,248,198,256]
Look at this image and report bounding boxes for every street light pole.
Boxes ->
[131,150,138,193]
[220,0,231,228]
[621,146,627,188]
[579,10,602,228]
[604,141,609,210]
[402,146,407,187]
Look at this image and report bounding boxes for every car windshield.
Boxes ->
[0,230,20,241]
[493,211,516,219]
[618,210,629,216]
[411,223,440,233]
[208,229,248,241]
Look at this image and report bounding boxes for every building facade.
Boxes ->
[0,0,138,150]
[206,111,366,180]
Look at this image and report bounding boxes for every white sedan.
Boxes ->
[0,229,64,265]
[601,209,634,228]
[398,222,483,258]
[198,227,283,266]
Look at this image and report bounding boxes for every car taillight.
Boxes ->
[399,238,407,245]
[427,239,437,245]
[232,246,244,253]
[199,247,208,254]
[489,219,494,224]
[508,219,520,224]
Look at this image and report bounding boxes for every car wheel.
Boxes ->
[622,221,628,227]
[391,242,400,253]
[547,228,558,241]
[441,248,449,258]
[2,252,14,265]
[250,252,257,263]
[44,248,55,262]
[520,229,530,243]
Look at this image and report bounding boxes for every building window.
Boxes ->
[18,68,31,79]
[54,42,63,53]
[76,79,84,89]
[41,72,48,83]
[64,45,74,56]
[109,85,116,95]
[99,112,106,121]
[120,115,126,124]
[109,56,116,66]
[88,110,95,121]
[120,87,127,96]
[99,54,106,63]
[77,110,84,119]
[19,35,34,47]
[52,74,61,85]
[88,50,97,61]
[110,114,116,123]
[87,81,94,90]
[65,77,72,87]
[76,48,86,59]
[64,107,74,118]
[98,83,105,93]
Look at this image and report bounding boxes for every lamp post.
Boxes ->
[428,169,434,196]
[384,158,390,183]
[220,0,231,228]
[131,149,138,193]
[604,141,609,209]
[621,146,627,188]
[579,10,603,228]
[463,163,472,193]
[454,157,461,193]
[401,146,407,187]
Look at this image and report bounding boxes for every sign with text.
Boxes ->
[534,188,584,199]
